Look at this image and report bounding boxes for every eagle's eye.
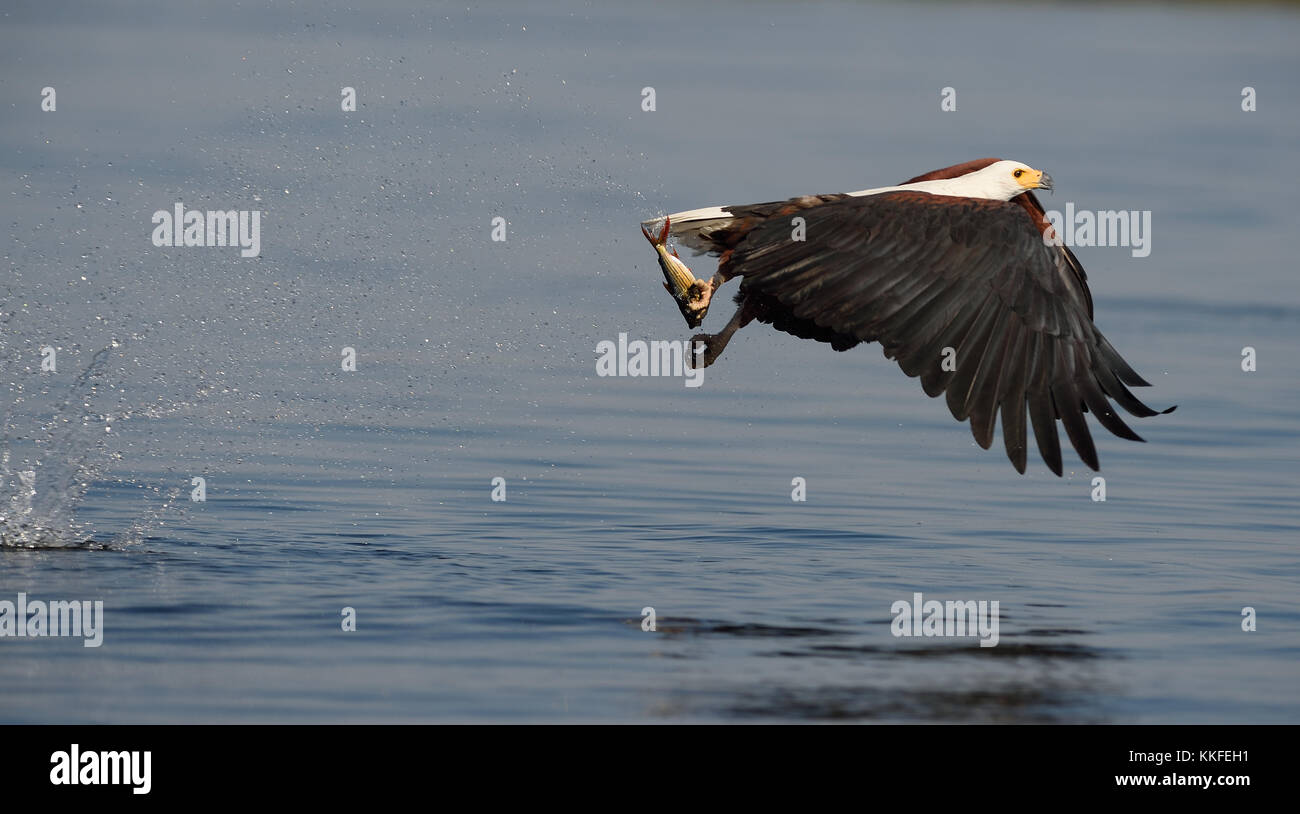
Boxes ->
[1013,169,1024,178]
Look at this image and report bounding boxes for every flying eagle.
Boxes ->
[640,158,1174,476]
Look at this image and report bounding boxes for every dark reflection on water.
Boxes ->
[725,681,1107,723]
[639,616,1110,721]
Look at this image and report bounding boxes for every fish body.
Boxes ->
[641,217,713,328]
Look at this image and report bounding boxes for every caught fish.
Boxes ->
[641,216,713,328]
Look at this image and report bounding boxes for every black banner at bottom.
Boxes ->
[0,724,1284,802]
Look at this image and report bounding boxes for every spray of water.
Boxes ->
[0,338,184,549]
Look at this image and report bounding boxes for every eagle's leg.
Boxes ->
[688,294,756,368]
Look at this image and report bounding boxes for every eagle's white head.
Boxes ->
[954,160,1053,201]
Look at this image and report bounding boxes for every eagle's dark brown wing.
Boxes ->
[720,191,1172,475]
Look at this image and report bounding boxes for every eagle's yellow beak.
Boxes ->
[1013,169,1055,191]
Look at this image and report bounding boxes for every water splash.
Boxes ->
[0,339,184,549]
